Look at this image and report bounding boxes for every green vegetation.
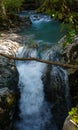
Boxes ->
[0,0,23,29]
[69,107,78,125]
[36,0,78,44]
[0,0,78,44]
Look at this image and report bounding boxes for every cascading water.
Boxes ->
[42,49,70,130]
[14,47,58,130]
[13,12,70,130]
[19,11,66,43]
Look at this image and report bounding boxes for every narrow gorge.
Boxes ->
[0,10,78,130]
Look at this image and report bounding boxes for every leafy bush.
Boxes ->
[0,0,23,28]
[69,107,78,125]
[36,0,78,44]
[4,0,23,11]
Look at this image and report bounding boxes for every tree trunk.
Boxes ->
[1,0,7,19]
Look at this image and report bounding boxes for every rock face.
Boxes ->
[62,36,78,130]
[0,33,20,130]
[42,50,70,130]
[44,35,78,130]
[0,88,16,130]
[43,66,69,130]
[63,36,78,64]
[0,36,20,56]
[62,36,78,106]
[68,69,78,106]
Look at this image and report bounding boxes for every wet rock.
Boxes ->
[43,64,69,130]
[0,88,16,130]
[63,35,78,64]
[0,34,19,130]
[17,15,32,27]
[0,64,18,90]
[0,32,33,44]
[0,39,20,56]
[68,69,78,106]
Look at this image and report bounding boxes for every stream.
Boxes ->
[13,11,70,130]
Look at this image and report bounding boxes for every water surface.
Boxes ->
[19,11,65,43]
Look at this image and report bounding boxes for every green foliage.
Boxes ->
[68,0,73,3]
[51,0,59,3]
[58,13,63,20]
[3,0,23,12]
[69,107,78,125]
[45,9,54,16]
[66,29,76,44]
[36,0,78,44]
[62,23,76,47]
[0,0,23,28]
[69,108,77,116]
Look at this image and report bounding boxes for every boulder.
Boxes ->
[0,39,20,56]
[0,88,16,130]
[0,34,20,130]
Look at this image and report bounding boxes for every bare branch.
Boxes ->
[0,53,78,69]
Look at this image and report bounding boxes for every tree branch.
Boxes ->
[0,53,78,69]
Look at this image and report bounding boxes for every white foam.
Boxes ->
[30,14,52,24]
[15,47,57,130]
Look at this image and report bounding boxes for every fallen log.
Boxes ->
[0,53,78,69]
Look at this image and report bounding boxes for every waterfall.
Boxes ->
[14,46,58,130]
[13,12,69,130]
[43,49,70,130]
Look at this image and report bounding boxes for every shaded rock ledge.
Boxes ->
[59,35,78,130]
[0,33,22,130]
[59,35,78,106]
